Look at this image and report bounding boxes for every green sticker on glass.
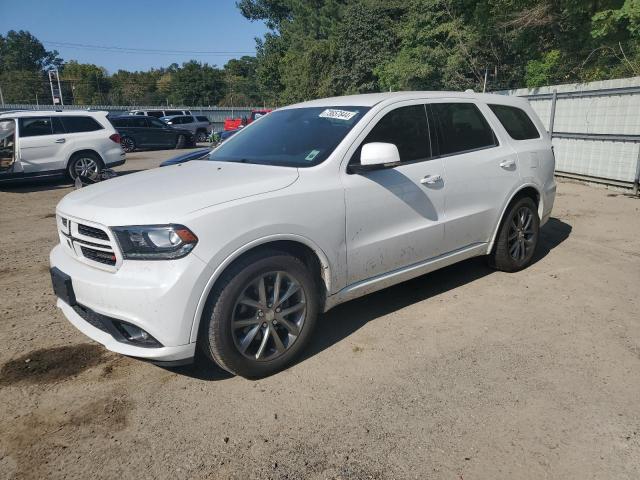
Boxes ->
[305,149,320,161]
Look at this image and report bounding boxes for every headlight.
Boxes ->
[112,224,198,260]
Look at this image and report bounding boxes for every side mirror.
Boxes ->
[349,142,401,173]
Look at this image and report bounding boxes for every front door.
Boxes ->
[146,117,174,147]
[343,103,446,285]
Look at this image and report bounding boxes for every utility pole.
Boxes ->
[0,84,4,107]
[482,67,488,93]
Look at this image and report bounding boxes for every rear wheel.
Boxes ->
[120,136,136,153]
[196,130,207,143]
[67,152,103,181]
[199,250,319,378]
[489,196,539,272]
[175,135,186,149]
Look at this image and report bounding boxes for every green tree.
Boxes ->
[61,61,109,105]
[167,61,226,106]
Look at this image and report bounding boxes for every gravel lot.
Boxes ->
[1,149,639,480]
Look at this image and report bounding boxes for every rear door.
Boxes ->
[428,100,519,251]
[127,116,150,146]
[18,116,68,173]
[343,102,446,284]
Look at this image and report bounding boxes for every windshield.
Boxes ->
[209,106,369,167]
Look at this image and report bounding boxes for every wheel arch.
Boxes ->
[189,234,332,343]
[487,184,542,254]
[66,148,105,169]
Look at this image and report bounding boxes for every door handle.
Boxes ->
[420,174,442,185]
[499,159,516,168]
[55,138,66,144]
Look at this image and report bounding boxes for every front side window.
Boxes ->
[148,118,167,128]
[209,106,369,167]
[197,116,209,122]
[60,116,103,133]
[430,103,497,156]
[354,105,430,164]
[19,117,53,137]
[489,104,540,140]
[181,116,194,124]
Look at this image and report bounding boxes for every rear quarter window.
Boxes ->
[488,104,540,140]
[60,116,103,133]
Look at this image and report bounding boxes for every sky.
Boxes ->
[0,0,269,73]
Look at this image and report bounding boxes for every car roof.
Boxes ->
[0,110,109,118]
[282,91,529,109]
[160,115,190,119]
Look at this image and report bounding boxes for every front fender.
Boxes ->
[188,233,332,343]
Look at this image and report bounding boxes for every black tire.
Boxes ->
[199,250,320,378]
[67,152,103,181]
[196,130,208,143]
[120,136,136,153]
[175,134,186,149]
[489,196,540,272]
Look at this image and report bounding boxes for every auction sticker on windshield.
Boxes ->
[319,109,358,121]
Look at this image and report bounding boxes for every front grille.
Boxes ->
[57,215,119,269]
[81,246,117,266]
[78,223,110,240]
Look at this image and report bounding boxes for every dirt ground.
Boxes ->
[1,150,639,480]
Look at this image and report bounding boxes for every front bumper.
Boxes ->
[50,243,213,362]
[57,298,195,362]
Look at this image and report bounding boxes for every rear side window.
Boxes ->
[197,116,209,122]
[489,104,540,140]
[19,117,53,137]
[430,103,497,156]
[358,105,430,163]
[147,111,163,118]
[181,116,194,124]
[60,116,103,133]
[110,118,128,128]
[165,110,182,116]
[130,117,147,128]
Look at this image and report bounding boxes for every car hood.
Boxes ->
[57,161,299,226]
[160,148,211,167]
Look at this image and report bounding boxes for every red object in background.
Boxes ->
[223,118,243,131]
[223,109,273,131]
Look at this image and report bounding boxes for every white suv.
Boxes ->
[50,92,555,378]
[0,110,125,183]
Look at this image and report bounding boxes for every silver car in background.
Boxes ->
[160,115,212,143]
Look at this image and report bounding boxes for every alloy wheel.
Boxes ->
[508,206,536,261]
[73,157,99,180]
[231,271,306,361]
[121,137,135,152]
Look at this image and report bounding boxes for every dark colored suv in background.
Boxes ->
[109,115,195,152]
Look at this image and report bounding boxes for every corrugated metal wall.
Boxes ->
[501,77,640,190]
[0,104,261,132]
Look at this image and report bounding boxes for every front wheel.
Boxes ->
[199,250,319,378]
[489,196,540,272]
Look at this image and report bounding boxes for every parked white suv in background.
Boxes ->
[0,110,125,183]
[50,91,555,378]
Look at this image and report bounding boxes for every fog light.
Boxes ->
[113,321,161,347]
